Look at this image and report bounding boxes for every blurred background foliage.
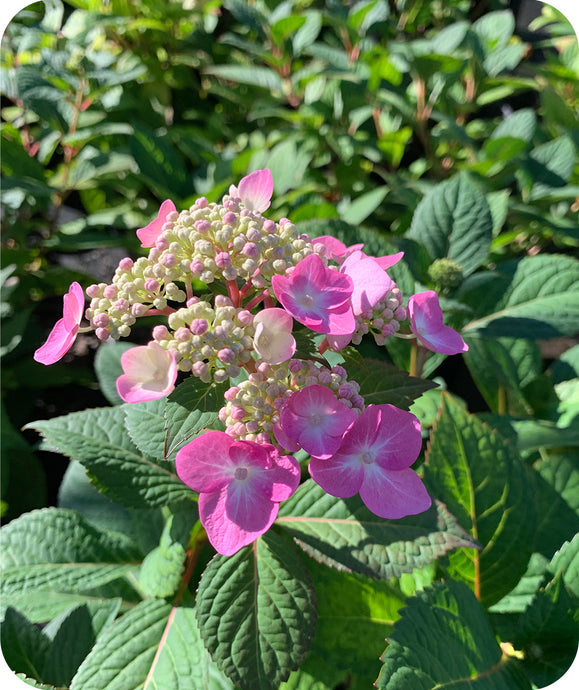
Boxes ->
[1,0,578,523]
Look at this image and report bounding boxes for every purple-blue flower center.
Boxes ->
[234,467,249,480]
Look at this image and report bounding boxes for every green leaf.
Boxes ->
[549,534,579,599]
[463,255,579,339]
[25,407,195,508]
[424,396,536,606]
[478,417,579,454]
[1,607,50,682]
[534,452,579,560]
[138,517,187,598]
[340,186,388,225]
[276,480,477,580]
[292,11,322,54]
[41,604,100,687]
[196,531,316,690]
[407,173,493,276]
[303,556,403,684]
[0,508,141,568]
[94,341,135,405]
[163,377,227,461]
[527,136,576,200]
[342,351,438,410]
[376,581,532,689]
[463,337,540,415]
[204,65,283,92]
[490,108,536,142]
[70,600,217,690]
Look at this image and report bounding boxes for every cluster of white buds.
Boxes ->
[151,295,255,384]
[351,284,406,346]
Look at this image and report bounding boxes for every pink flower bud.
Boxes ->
[144,278,160,292]
[195,197,208,208]
[218,347,235,364]
[119,257,134,271]
[215,252,232,269]
[223,211,237,225]
[103,285,117,300]
[93,313,109,328]
[161,253,177,268]
[95,327,110,341]
[190,319,208,335]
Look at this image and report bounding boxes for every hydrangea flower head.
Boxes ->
[309,404,430,519]
[34,282,85,365]
[229,169,273,213]
[408,290,468,355]
[272,253,355,335]
[176,431,300,555]
[276,384,357,458]
[136,199,177,248]
[116,341,178,403]
[253,308,296,365]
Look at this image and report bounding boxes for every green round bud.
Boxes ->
[428,258,464,291]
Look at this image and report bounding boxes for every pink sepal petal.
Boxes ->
[34,282,84,365]
[359,466,431,519]
[372,252,404,270]
[408,291,468,355]
[309,453,363,499]
[367,405,423,471]
[341,250,392,315]
[237,169,273,213]
[116,342,178,403]
[273,421,301,453]
[33,318,78,365]
[175,431,236,494]
[136,199,176,248]
[267,451,301,502]
[200,487,278,556]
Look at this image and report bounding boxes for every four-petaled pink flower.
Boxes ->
[272,254,355,335]
[116,342,178,403]
[34,282,85,365]
[253,308,296,365]
[275,384,356,458]
[136,199,177,248]
[229,169,273,213]
[408,290,468,355]
[309,404,430,519]
[176,431,300,555]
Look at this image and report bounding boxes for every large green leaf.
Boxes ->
[424,396,536,606]
[70,600,218,690]
[406,173,493,276]
[25,407,195,508]
[463,255,579,339]
[463,337,540,415]
[196,531,316,690]
[0,508,141,621]
[342,351,438,410]
[276,480,477,580]
[1,607,50,683]
[138,516,187,598]
[376,581,532,689]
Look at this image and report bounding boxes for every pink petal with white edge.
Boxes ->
[341,251,392,315]
[136,199,176,248]
[116,342,178,403]
[175,431,236,494]
[200,486,278,556]
[237,169,273,213]
[359,465,431,519]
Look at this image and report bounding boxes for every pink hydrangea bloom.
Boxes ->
[275,384,356,459]
[34,282,85,365]
[408,290,468,355]
[309,404,431,519]
[253,308,296,365]
[272,254,355,335]
[116,342,178,403]
[136,199,177,248]
[175,431,300,555]
[229,169,273,213]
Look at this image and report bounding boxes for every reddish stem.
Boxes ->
[226,279,240,308]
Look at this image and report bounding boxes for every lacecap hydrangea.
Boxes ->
[34,169,468,555]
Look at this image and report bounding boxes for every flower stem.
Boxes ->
[226,279,240,308]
